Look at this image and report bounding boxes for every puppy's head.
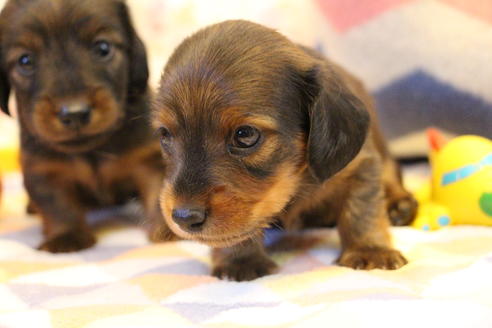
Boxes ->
[0,0,148,152]
[152,20,369,247]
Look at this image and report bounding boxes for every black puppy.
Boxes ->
[0,0,175,252]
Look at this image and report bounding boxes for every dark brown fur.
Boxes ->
[0,0,175,252]
[152,20,416,280]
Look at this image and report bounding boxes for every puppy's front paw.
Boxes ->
[212,255,278,281]
[337,247,407,270]
[388,194,418,226]
[38,230,96,253]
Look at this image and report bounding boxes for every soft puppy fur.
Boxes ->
[152,20,417,281]
[0,0,174,252]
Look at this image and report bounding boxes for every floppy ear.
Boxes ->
[0,58,10,116]
[116,1,149,100]
[0,20,10,115]
[301,65,370,182]
[0,0,33,116]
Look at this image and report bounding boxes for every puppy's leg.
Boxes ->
[336,158,407,270]
[25,173,95,253]
[212,238,278,281]
[145,201,179,243]
[133,166,178,243]
[145,199,179,243]
[382,158,418,226]
[372,126,417,226]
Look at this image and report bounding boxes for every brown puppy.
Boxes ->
[0,0,174,252]
[152,20,415,280]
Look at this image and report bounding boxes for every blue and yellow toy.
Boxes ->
[412,129,492,230]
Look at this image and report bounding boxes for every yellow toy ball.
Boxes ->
[412,130,492,230]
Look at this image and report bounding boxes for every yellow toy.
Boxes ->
[0,115,21,210]
[412,129,492,230]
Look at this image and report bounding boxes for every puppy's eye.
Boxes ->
[17,54,35,76]
[233,126,261,148]
[157,127,172,144]
[93,40,113,60]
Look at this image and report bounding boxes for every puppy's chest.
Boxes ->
[66,155,137,204]
[67,143,162,204]
[280,170,356,229]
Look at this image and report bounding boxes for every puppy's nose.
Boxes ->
[172,207,207,232]
[58,103,92,128]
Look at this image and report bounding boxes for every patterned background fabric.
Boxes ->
[0,0,491,156]
[126,0,492,156]
[1,169,492,328]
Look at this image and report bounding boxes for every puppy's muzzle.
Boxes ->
[172,206,208,232]
[58,103,92,129]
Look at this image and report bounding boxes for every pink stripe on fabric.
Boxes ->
[315,0,415,32]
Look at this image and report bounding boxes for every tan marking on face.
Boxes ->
[85,88,122,134]
[181,187,263,248]
[220,108,277,131]
[245,132,307,176]
[219,108,280,163]
[250,163,302,219]
[160,161,305,246]
[151,107,178,131]
[196,163,303,247]
[157,128,308,246]
[6,35,43,54]
[160,182,182,235]
[242,115,277,131]
[81,29,125,46]
[241,133,278,165]
[30,87,122,146]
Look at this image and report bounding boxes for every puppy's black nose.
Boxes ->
[58,104,92,128]
[172,207,207,232]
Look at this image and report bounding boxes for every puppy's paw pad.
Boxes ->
[212,256,278,281]
[38,230,96,253]
[388,195,418,226]
[337,248,407,270]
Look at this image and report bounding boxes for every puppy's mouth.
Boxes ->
[58,132,110,146]
[195,228,262,248]
[170,223,262,248]
[45,130,115,153]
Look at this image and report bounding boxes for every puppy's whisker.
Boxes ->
[129,114,145,121]
[271,221,284,231]
[94,151,118,160]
